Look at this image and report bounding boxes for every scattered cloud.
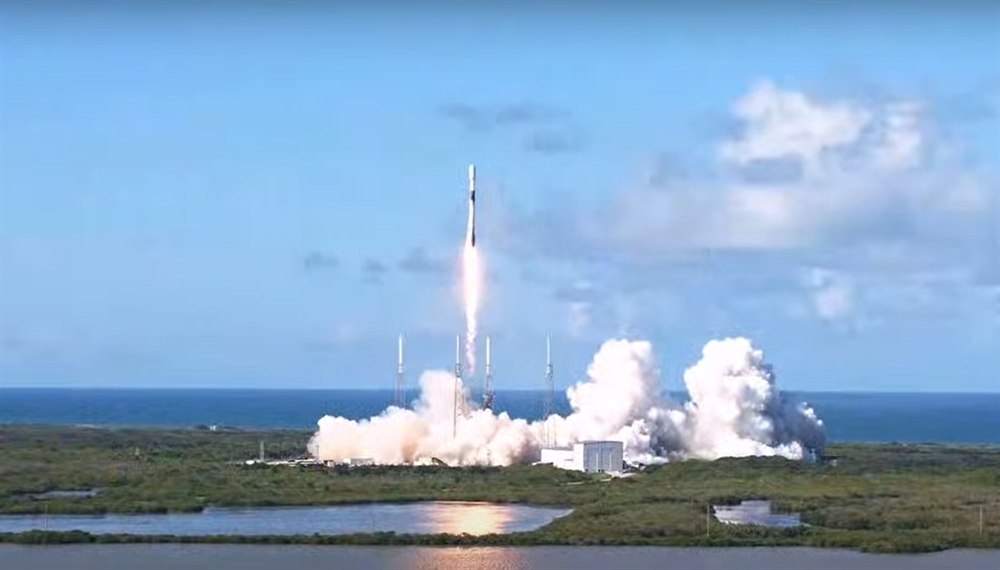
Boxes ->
[509,79,995,259]
[441,101,584,155]
[551,280,597,337]
[361,258,388,284]
[525,129,584,155]
[440,102,564,132]
[803,268,855,322]
[303,252,339,271]
[500,78,998,329]
[398,247,450,276]
[566,301,592,338]
[547,279,674,339]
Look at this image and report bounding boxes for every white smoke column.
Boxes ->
[679,338,826,460]
[308,370,538,466]
[308,336,826,466]
[461,243,481,375]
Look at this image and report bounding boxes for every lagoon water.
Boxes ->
[1,545,998,570]
[0,502,571,537]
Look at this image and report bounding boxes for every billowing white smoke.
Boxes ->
[307,337,825,466]
[677,338,826,460]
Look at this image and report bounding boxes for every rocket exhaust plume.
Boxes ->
[462,164,482,376]
[308,336,827,467]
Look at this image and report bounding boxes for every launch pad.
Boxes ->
[388,164,552,435]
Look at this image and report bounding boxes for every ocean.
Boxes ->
[0,389,998,444]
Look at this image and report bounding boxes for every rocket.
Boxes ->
[466,164,476,248]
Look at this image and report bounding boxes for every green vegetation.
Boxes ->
[1,424,998,552]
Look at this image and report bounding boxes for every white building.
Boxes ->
[344,457,374,466]
[539,440,624,473]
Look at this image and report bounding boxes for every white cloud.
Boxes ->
[534,79,994,258]
[566,301,592,338]
[552,280,596,338]
[871,101,924,170]
[805,268,855,321]
[720,79,873,176]
[504,78,998,330]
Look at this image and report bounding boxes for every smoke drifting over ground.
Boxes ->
[308,337,826,466]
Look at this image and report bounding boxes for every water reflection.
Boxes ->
[424,501,515,535]
[28,489,101,500]
[713,500,802,528]
[5,545,998,570]
[0,502,571,536]
[393,546,530,570]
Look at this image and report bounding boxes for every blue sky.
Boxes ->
[1,1,998,391]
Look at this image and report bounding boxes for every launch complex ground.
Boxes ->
[1,423,998,553]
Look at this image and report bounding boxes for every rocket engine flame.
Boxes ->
[462,243,481,376]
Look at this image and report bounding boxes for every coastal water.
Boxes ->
[0,502,571,537]
[1,388,998,444]
[1,545,998,570]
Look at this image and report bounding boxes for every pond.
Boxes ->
[712,500,802,528]
[0,501,572,536]
[26,489,102,500]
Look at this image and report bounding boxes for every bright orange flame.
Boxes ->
[462,243,481,375]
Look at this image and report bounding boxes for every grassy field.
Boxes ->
[0,423,998,552]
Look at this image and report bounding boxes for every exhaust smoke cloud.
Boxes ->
[307,336,826,466]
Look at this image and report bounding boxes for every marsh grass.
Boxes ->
[1,424,997,552]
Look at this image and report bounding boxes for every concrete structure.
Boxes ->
[539,440,624,473]
[345,457,375,467]
[540,447,576,470]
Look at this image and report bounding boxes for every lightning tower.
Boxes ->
[394,335,405,408]
[544,335,554,417]
[543,335,555,445]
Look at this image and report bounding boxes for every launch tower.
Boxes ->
[483,336,494,410]
[395,335,405,408]
[543,335,555,446]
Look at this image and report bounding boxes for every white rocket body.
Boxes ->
[466,164,476,248]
